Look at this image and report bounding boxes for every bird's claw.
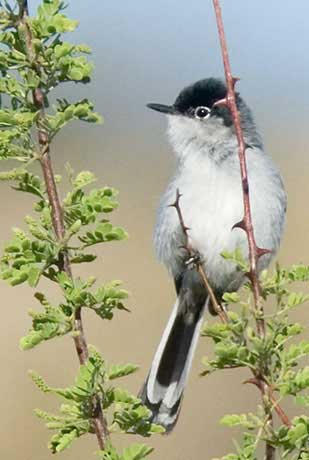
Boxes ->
[185,250,202,268]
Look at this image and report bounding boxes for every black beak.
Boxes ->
[147,103,177,115]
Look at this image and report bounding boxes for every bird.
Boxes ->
[139,77,286,432]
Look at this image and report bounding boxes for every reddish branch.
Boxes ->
[211,0,291,455]
[212,0,271,337]
[246,378,292,428]
[19,1,108,450]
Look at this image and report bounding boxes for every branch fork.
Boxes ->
[244,378,292,428]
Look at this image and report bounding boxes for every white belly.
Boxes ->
[154,149,286,293]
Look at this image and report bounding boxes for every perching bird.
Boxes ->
[139,78,286,432]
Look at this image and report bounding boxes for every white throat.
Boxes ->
[167,114,237,164]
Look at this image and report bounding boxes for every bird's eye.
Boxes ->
[194,106,211,120]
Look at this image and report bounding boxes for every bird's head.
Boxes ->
[147,78,259,161]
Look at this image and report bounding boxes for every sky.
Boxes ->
[29,0,309,157]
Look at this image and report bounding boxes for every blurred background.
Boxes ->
[1,0,309,459]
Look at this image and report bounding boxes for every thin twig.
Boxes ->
[197,265,228,323]
[170,189,228,324]
[212,0,291,455]
[19,1,108,449]
[269,392,292,429]
[245,378,292,429]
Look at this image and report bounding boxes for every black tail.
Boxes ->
[140,270,207,432]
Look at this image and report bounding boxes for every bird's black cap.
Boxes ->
[174,78,227,113]
[147,78,237,127]
[147,78,227,115]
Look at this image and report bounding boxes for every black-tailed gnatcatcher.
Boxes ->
[140,78,286,432]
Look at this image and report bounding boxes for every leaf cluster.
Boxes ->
[0,0,101,168]
[31,349,163,455]
[0,1,157,458]
[0,169,127,288]
[202,252,309,459]
[97,443,154,460]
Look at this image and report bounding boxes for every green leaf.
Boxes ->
[287,418,309,448]
[112,402,161,436]
[32,3,79,39]
[13,172,45,198]
[25,216,52,242]
[201,322,230,340]
[92,281,129,320]
[148,424,165,434]
[67,219,82,235]
[286,265,309,282]
[0,168,28,181]
[20,293,72,350]
[50,356,105,402]
[296,395,309,407]
[27,266,42,287]
[73,171,96,189]
[20,323,58,350]
[68,68,83,80]
[285,341,309,364]
[10,270,28,286]
[79,223,128,247]
[122,444,153,460]
[48,100,102,134]
[0,75,25,97]
[64,185,120,227]
[29,370,51,393]
[70,253,97,264]
[21,69,41,89]
[220,414,256,430]
[287,291,309,308]
[221,248,249,272]
[54,42,74,59]
[97,444,120,460]
[50,428,79,453]
[111,388,140,405]
[214,342,239,362]
[0,109,37,128]
[222,292,240,303]
[108,363,139,380]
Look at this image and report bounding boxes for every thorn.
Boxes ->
[169,188,183,208]
[243,377,258,385]
[232,219,246,231]
[243,377,262,390]
[213,97,228,108]
[256,247,273,259]
[232,76,240,88]
[184,226,191,232]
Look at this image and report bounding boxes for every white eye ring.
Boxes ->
[194,106,211,120]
